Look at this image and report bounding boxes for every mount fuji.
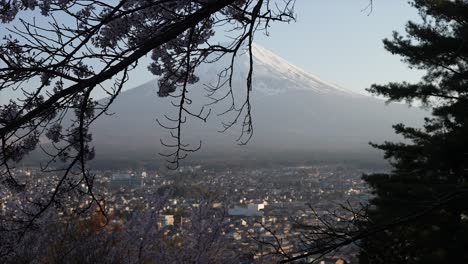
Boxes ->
[90,44,426,166]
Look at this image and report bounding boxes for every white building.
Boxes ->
[228,203,266,217]
[247,203,265,211]
[157,215,174,228]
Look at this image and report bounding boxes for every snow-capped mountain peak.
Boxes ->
[192,43,359,97]
[249,43,359,96]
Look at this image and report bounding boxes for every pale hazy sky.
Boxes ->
[0,1,423,103]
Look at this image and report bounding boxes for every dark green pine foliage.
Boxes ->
[359,1,468,263]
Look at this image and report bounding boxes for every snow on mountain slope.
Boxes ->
[191,43,359,97]
[249,44,358,96]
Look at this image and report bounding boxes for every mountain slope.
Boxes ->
[91,44,426,164]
